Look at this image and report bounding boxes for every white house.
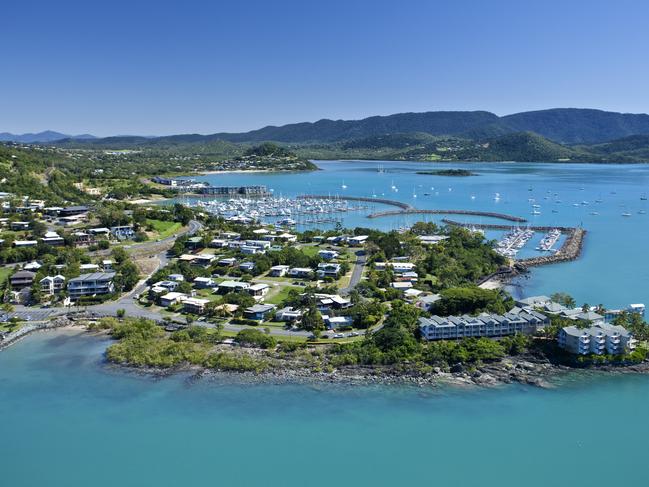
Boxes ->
[193,276,216,289]
[348,235,368,246]
[317,263,341,278]
[159,292,188,307]
[248,283,270,300]
[318,250,339,260]
[216,280,250,294]
[182,297,210,315]
[40,275,66,295]
[269,265,290,277]
[289,267,313,278]
[80,263,100,272]
[275,307,303,322]
[190,254,214,267]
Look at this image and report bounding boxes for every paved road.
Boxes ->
[341,250,367,295]
[90,219,203,318]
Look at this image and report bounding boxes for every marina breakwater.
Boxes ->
[297,195,528,222]
[367,208,528,223]
[297,195,414,210]
[442,219,586,267]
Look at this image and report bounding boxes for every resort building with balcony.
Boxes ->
[67,272,116,298]
[419,310,549,341]
[558,323,637,355]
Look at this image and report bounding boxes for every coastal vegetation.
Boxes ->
[95,318,269,372]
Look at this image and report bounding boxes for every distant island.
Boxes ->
[416,169,477,176]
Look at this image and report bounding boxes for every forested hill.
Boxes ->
[42,108,649,148]
[500,109,649,144]
[209,111,500,143]
[211,108,649,145]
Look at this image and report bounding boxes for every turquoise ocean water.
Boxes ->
[4,161,649,486]
[1,330,649,487]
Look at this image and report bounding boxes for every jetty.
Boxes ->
[442,219,586,267]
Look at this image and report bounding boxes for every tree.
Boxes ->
[111,247,129,265]
[301,304,324,333]
[115,260,139,292]
[551,292,576,308]
[30,220,47,237]
[116,308,126,318]
[234,328,276,349]
[432,287,513,316]
[223,292,255,308]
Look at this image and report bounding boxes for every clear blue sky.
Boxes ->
[2,0,648,136]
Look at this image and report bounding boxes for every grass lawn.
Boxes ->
[146,219,182,239]
[0,266,12,286]
[259,275,295,283]
[336,271,352,289]
[265,285,300,305]
[195,288,221,302]
[298,245,321,257]
[0,321,25,333]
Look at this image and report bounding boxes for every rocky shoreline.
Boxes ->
[5,324,649,390]
[105,350,649,390]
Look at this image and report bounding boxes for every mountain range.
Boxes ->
[6,108,649,162]
[4,108,649,145]
[0,131,96,143]
[205,108,649,145]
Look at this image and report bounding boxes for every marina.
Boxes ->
[536,228,561,252]
[443,220,586,268]
[494,227,535,258]
[188,196,370,227]
[171,160,649,310]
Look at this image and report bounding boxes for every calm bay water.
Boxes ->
[1,330,649,487]
[4,161,649,486]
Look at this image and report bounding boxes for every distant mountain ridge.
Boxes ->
[206,108,649,144]
[0,131,96,143]
[181,108,649,145]
[7,108,649,146]
[209,110,501,144]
